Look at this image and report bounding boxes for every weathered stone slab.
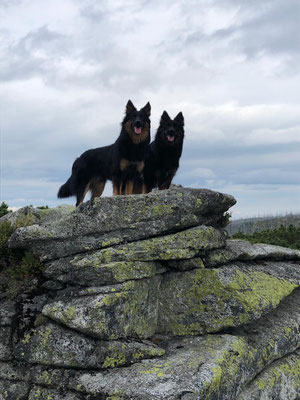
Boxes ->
[15,323,164,369]
[43,277,161,340]
[43,226,225,287]
[237,350,300,400]
[44,259,165,287]
[8,187,235,261]
[69,335,252,400]
[67,289,300,399]
[0,361,69,391]
[204,239,300,267]
[27,365,69,390]
[28,386,82,400]
[157,261,299,335]
[0,379,30,400]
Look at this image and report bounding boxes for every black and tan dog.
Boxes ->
[58,100,151,206]
[143,111,184,192]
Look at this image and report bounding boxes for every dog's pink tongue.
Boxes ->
[134,127,142,134]
[167,135,175,142]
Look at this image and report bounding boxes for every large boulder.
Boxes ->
[1,187,299,400]
[8,187,235,260]
[66,289,300,400]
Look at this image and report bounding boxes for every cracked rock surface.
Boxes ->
[1,187,299,399]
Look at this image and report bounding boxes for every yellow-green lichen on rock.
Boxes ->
[76,225,225,266]
[7,187,236,261]
[157,264,298,335]
[42,276,161,340]
[237,350,300,399]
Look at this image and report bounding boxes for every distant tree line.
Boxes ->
[232,224,300,250]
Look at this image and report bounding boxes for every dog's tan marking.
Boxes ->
[120,158,129,171]
[113,184,119,196]
[90,179,105,199]
[141,183,147,194]
[125,121,150,145]
[136,161,144,173]
[125,180,134,195]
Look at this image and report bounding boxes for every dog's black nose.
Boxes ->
[168,128,175,135]
[134,120,142,128]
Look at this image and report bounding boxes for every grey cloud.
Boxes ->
[0,26,70,81]
[79,4,106,22]
[1,0,300,217]
[213,0,300,57]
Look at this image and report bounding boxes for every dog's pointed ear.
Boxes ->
[160,111,171,122]
[126,100,136,114]
[174,111,184,126]
[142,102,151,116]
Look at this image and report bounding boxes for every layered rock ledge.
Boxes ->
[1,187,299,400]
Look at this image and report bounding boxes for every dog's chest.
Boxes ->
[120,158,144,173]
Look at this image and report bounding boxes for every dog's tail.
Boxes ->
[57,178,72,198]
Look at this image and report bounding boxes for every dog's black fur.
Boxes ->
[58,100,151,205]
[144,111,184,192]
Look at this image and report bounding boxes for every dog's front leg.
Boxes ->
[125,180,134,195]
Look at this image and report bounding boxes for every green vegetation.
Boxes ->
[0,218,43,281]
[218,212,231,228]
[0,202,11,217]
[232,224,300,250]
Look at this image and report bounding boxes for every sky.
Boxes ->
[1,0,300,218]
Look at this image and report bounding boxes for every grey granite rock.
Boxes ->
[0,361,30,382]
[44,259,166,287]
[2,187,300,399]
[28,386,83,400]
[8,187,235,260]
[237,349,300,400]
[0,328,12,361]
[0,205,74,227]
[67,288,300,399]
[204,239,300,267]
[0,380,30,400]
[43,225,225,286]
[157,261,299,335]
[15,322,164,369]
[43,276,162,340]
[0,301,16,326]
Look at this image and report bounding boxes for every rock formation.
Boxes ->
[0,187,299,400]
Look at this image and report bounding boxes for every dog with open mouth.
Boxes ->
[143,110,184,192]
[57,100,151,206]
[114,100,151,195]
